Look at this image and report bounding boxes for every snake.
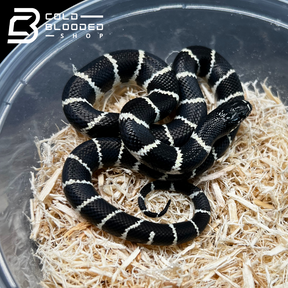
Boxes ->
[61,46,252,246]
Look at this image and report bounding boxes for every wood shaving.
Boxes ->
[30,81,288,287]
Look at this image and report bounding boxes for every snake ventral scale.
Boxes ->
[61,46,252,246]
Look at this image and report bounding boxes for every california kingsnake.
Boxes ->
[62,46,252,246]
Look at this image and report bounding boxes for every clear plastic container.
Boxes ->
[1,0,288,286]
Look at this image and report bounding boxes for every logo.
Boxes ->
[7,8,104,44]
[45,13,104,40]
[8,8,40,44]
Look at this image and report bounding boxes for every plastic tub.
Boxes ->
[1,0,288,286]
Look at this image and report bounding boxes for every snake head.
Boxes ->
[202,98,252,140]
[220,99,252,129]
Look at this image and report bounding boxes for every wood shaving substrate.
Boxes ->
[29,80,288,288]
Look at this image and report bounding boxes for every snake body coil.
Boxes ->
[62,46,252,245]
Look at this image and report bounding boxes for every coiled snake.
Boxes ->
[61,46,252,245]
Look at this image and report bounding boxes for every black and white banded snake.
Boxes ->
[61,46,252,246]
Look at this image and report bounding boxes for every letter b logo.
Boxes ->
[8,8,40,44]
